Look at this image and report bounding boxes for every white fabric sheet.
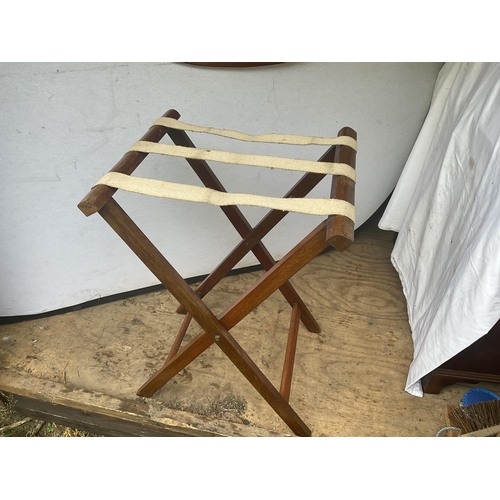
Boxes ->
[379,62,500,396]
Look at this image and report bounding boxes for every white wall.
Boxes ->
[0,62,442,316]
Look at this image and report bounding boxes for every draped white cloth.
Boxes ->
[379,63,500,396]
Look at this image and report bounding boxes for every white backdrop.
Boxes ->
[0,62,442,317]
[380,63,500,396]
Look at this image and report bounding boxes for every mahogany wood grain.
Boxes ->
[280,303,301,402]
[164,119,322,333]
[78,109,181,216]
[99,197,311,436]
[79,111,358,436]
[166,312,193,362]
[216,222,329,329]
[422,318,500,393]
[326,127,357,251]
[138,222,330,399]
[173,145,339,329]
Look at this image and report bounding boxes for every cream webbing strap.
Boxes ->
[95,172,355,221]
[128,142,356,181]
[153,117,358,151]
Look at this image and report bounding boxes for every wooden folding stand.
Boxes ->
[78,109,357,436]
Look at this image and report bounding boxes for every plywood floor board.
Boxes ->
[2,213,499,436]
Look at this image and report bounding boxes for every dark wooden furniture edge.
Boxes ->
[185,63,284,68]
[422,318,500,394]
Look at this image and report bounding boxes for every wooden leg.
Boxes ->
[176,171,328,334]
[166,312,193,362]
[142,322,312,436]
[167,127,323,333]
[212,318,312,436]
[139,221,329,398]
[137,330,214,397]
[280,304,301,402]
[217,222,329,329]
[99,198,313,436]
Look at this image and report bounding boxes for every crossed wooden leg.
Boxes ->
[99,197,331,436]
[165,123,334,333]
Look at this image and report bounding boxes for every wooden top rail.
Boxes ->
[326,127,357,252]
[78,109,181,216]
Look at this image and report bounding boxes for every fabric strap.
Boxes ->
[128,141,356,181]
[95,172,355,221]
[153,117,358,151]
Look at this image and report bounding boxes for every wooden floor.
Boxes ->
[2,211,499,436]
